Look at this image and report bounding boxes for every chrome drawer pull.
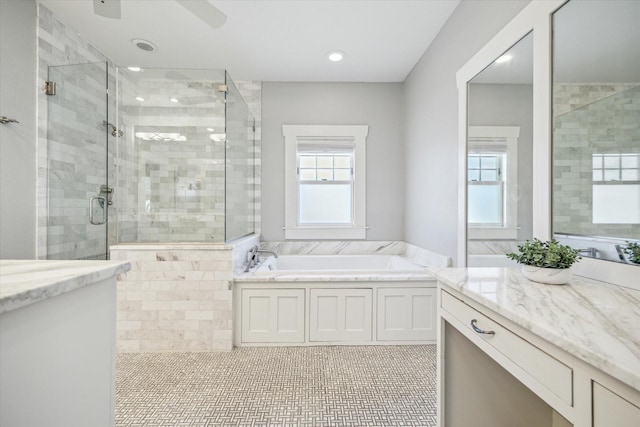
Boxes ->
[471,319,495,335]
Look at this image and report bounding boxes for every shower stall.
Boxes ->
[44,65,257,260]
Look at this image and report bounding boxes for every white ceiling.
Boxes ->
[38,0,461,82]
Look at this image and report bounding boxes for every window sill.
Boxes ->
[284,226,367,240]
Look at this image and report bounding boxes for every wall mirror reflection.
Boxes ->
[552,0,640,265]
[466,32,534,267]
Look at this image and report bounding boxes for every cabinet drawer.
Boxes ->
[441,290,573,406]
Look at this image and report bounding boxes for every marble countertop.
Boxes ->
[432,267,640,392]
[0,260,131,314]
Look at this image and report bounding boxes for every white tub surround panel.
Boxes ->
[112,237,257,352]
[435,267,640,427]
[233,280,436,347]
[0,260,129,427]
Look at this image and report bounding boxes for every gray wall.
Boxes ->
[261,82,405,241]
[0,0,37,259]
[403,0,530,265]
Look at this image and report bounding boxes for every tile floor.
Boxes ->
[116,345,437,426]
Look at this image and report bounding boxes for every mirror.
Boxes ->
[552,0,640,264]
[466,32,534,267]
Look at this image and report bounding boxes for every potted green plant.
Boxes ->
[506,238,581,285]
[624,241,640,264]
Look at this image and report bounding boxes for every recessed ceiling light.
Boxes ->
[170,98,179,103]
[127,66,142,72]
[495,54,512,64]
[132,39,157,52]
[135,96,144,102]
[207,128,215,132]
[327,51,345,62]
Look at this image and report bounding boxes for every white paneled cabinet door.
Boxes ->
[241,289,305,343]
[377,288,436,341]
[309,288,372,342]
[593,382,640,427]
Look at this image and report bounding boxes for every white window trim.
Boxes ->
[468,125,520,240]
[283,124,368,240]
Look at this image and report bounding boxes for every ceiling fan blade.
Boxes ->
[92,0,121,19]
[175,0,227,29]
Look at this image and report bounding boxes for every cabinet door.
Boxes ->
[309,289,372,342]
[377,288,436,341]
[241,289,305,343]
[593,382,640,427]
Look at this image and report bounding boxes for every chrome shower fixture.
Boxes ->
[103,120,123,137]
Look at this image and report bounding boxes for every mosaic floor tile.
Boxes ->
[116,345,437,427]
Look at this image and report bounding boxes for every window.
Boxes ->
[468,154,505,226]
[298,150,353,224]
[592,153,640,224]
[467,126,520,239]
[283,125,368,239]
[592,153,640,183]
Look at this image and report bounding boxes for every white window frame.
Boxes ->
[468,126,520,240]
[283,125,368,240]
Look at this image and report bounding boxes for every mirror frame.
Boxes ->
[456,0,638,288]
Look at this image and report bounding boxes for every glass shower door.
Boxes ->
[46,62,110,260]
[224,71,256,241]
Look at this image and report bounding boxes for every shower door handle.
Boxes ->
[89,196,107,225]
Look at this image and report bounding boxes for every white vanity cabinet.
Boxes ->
[0,260,130,427]
[436,268,640,427]
[592,383,640,427]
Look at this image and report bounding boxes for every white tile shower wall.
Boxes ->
[37,5,118,259]
[112,245,234,352]
[116,75,227,243]
[553,83,639,237]
[115,77,261,244]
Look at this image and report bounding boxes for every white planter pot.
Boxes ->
[521,265,572,285]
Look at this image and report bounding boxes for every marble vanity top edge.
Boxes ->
[0,260,131,314]
[432,267,640,392]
